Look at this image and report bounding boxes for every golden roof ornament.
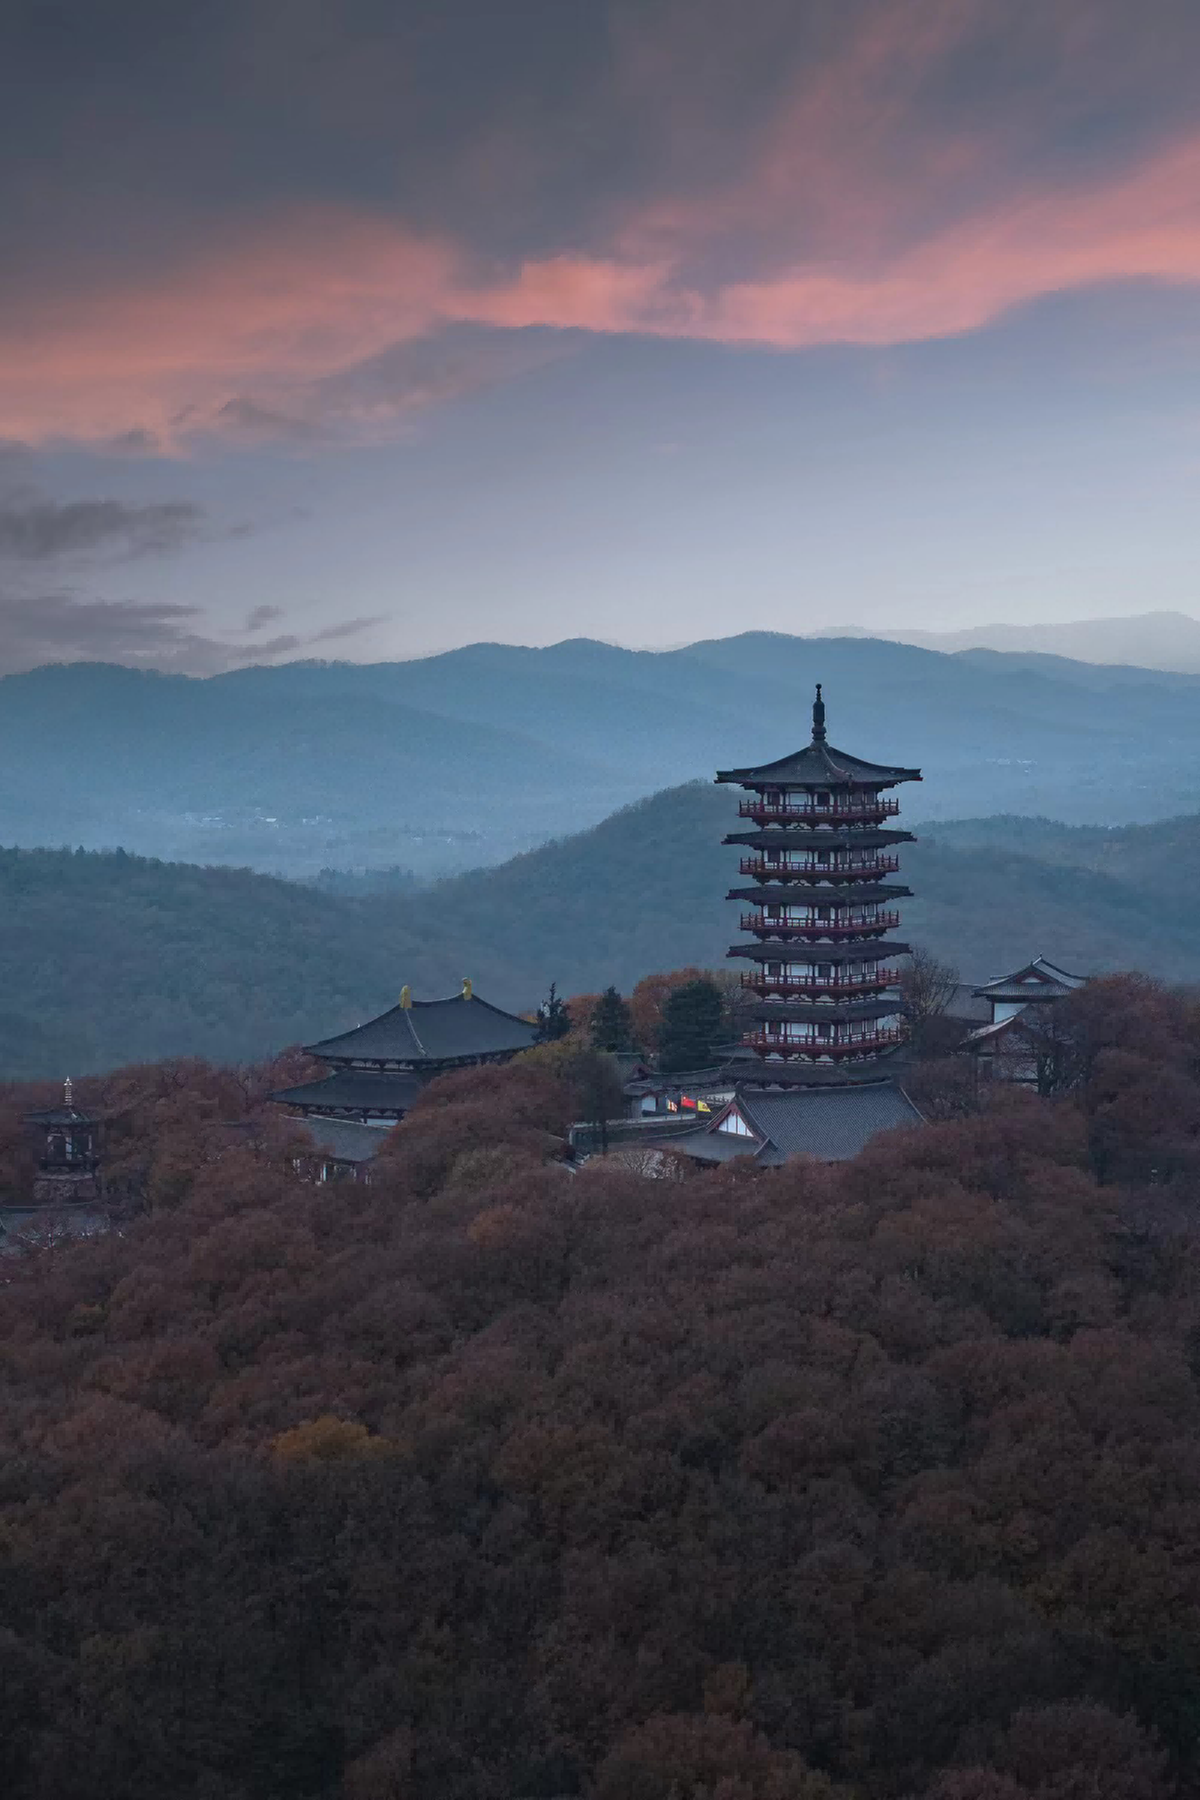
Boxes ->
[64,1076,73,1107]
[462,976,473,1000]
[399,985,412,1010]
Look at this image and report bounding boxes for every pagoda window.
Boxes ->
[817,906,831,921]
[766,846,781,864]
[767,961,782,977]
[816,790,831,807]
[817,1023,832,1039]
[817,849,830,866]
[767,904,782,920]
[818,962,832,978]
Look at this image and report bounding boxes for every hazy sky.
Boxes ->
[4,0,1200,672]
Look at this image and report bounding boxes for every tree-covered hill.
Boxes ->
[1,979,1199,1797]
[5,791,1200,1075]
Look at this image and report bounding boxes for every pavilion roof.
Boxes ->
[304,990,539,1064]
[24,1104,98,1128]
[972,957,1087,1002]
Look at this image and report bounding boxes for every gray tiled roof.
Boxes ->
[724,828,913,851]
[973,957,1086,1002]
[293,1116,395,1164]
[305,992,539,1064]
[735,1083,924,1160]
[716,740,921,788]
[728,882,909,906]
[747,998,900,1025]
[272,1068,427,1115]
[727,940,912,963]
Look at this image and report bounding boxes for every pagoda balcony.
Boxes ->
[740,969,898,995]
[738,797,901,822]
[739,911,901,936]
[742,1027,906,1057]
[738,856,900,879]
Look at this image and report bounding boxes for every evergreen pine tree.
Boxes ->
[589,985,634,1053]
[658,977,726,1073]
[536,982,572,1043]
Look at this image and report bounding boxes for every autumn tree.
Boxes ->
[629,966,710,1052]
[899,946,963,1055]
[535,981,572,1042]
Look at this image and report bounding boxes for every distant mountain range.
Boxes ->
[7,631,1200,878]
[816,610,1200,672]
[4,789,1200,1077]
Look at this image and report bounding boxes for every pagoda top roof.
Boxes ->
[24,1078,98,1129]
[972,957,1087,1002]
[304,985,539,1065]
[716,686,921,790]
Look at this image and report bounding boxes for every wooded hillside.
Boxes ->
[5,793,1200,1074]
[0,975,1198,1797]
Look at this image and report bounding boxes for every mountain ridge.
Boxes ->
[813,610,1200,672]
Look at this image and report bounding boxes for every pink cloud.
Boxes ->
[6,2,1200,449]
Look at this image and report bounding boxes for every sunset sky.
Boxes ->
[4,0,1200,671]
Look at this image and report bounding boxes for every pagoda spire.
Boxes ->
[812,682,826,743]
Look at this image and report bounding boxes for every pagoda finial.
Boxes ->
[399,985,412,1010]
[462,976,473,1000]
[64,1076,73,1107]
[812,682,826,743]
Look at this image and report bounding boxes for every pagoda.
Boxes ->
[647,685,924,1166]
[717,684,922,1085]
[1,1079,110,1247]
[24,1078,103,1206]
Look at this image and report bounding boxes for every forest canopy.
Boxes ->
[0,975,1199,1796]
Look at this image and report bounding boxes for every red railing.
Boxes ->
[738,856,900,878]
[740,969,898,994]
[742,1027,906,1057]
[738,797,901,820]
[739,911,901,935]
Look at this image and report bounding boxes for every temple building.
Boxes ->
[273,979,540,1178]
[670,687,925,1163]
[1,1079,109,1247]
[963,955,1087,1079]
